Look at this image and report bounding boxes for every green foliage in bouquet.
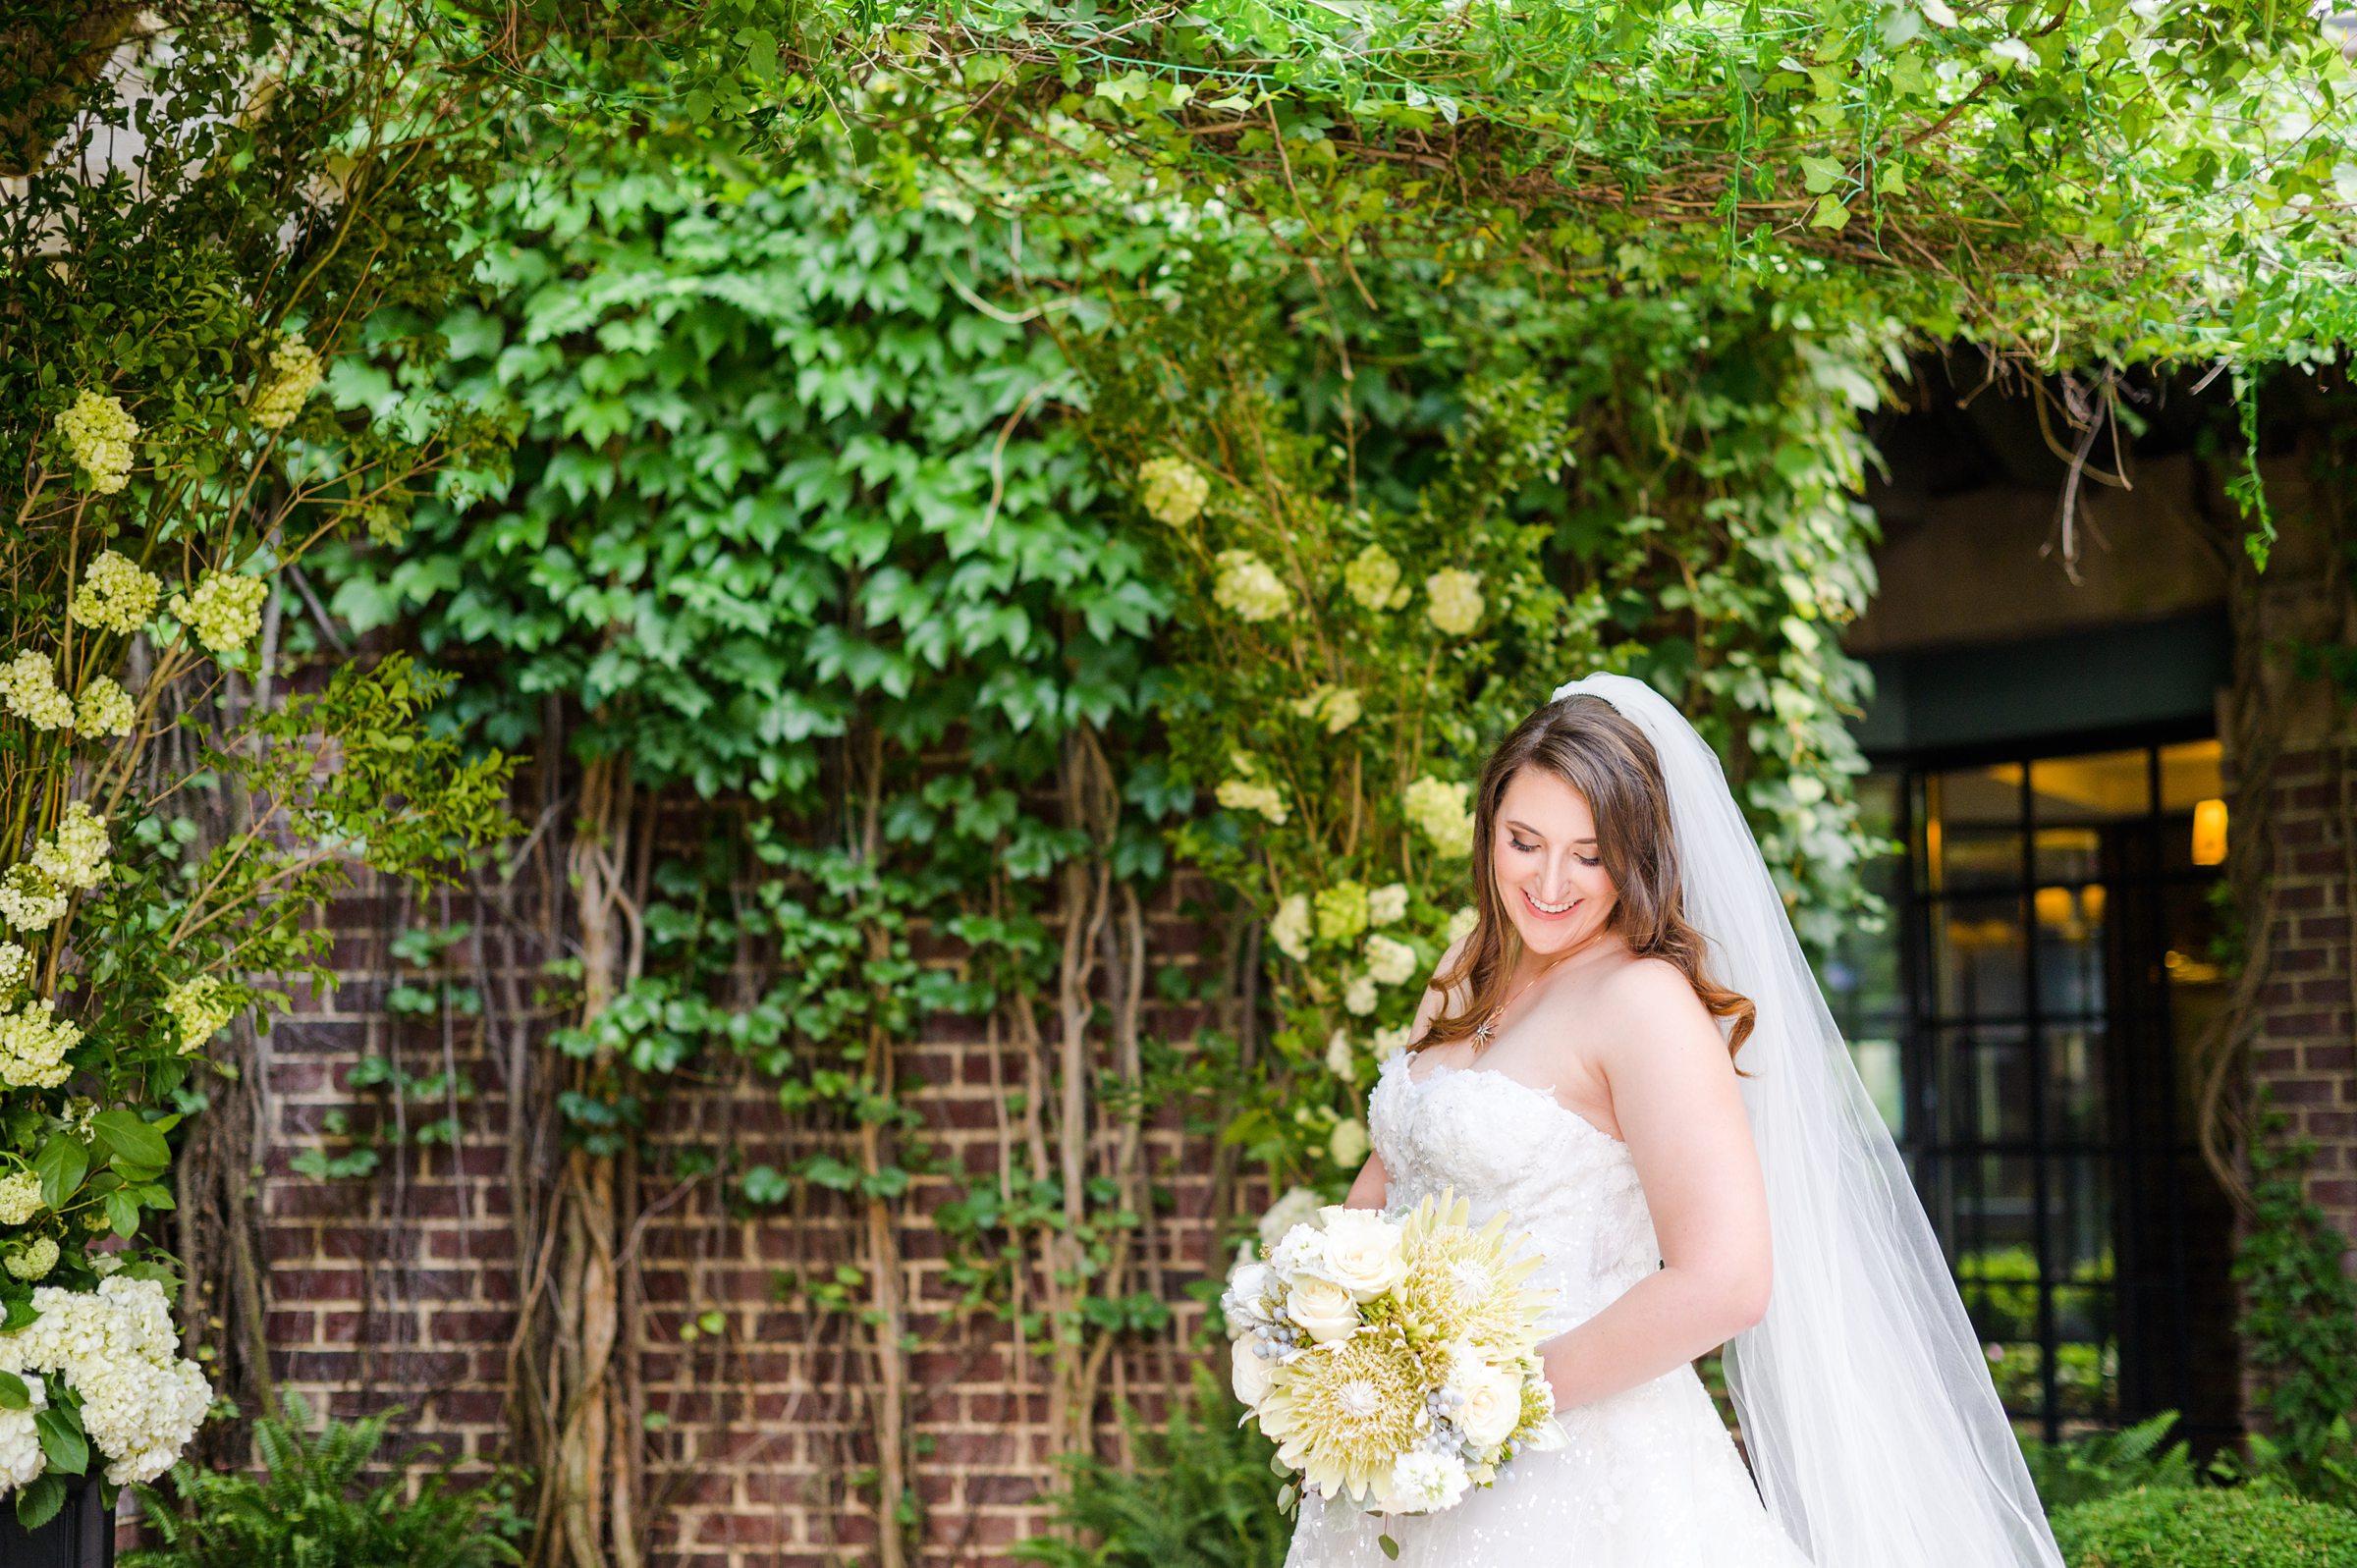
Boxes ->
[124,1392,528,1568]
[1011,1363,1291,1568]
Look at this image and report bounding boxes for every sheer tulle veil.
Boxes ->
[1547,673,2065,1568]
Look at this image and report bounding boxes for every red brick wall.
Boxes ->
[258,870,1257,1566]
[2245,732,2357,1260]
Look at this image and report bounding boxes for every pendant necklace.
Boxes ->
[1471,951,1574,1053]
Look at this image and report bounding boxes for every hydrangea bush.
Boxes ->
[0,11,520,1524]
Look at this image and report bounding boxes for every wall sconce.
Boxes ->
[2192,798,2227,866]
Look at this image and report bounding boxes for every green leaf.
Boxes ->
[31,1139,86,1212]
[0,1370,28,1411]
[34,1406,87,1476]
[1809,194,1851,230]
[14,1472,63,1531]
[1798,155,1845,194]
[90,1110,169,1172]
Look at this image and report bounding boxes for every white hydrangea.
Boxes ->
[1216,778,1289,825]
[1372,1023,1414,1062]
[1447,905,1480,946]
[1323,1027,1356,1080]
[0,1000,78,1089]
[1343,972,1379,1016]
[58,392,137,494]
[1367,883,1409,927]
[0,1276,213,1486]
[1269,892,1312,962]
[0,867,66,933]
[1388,1447,1471,1512]
[1288,683,1362,733]
[168,571,269,655]
[4,1238,57,1282]
[0,1173,40,1227]
[69,550,163,635]
[0,944,28,998]
[1404,776,1476,858]
[165,976,237,1055]
[0,652,74,731]
[1137,456,1210,526]
[1365,934,1419,987]
[1343,544,1409,612]
[74,676,137,739]
[1212,550,1292,622]
[248,336,324,433]
[1424,568,1485,636]
[31,801,111,892]
[1328,1116,1370,1167]
[0,1377,44,1493]
[1257,1185,1328,1248]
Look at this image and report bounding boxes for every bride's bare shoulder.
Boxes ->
[1588,953,1721,1058]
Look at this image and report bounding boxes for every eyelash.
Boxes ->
[1508,838,1600,867]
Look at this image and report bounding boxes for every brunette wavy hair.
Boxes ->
[1417,693,1755,1066]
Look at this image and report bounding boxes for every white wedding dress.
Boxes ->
[1283,1050,1817,1568]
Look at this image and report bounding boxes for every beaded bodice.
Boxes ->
[1370,1050,1663,1337]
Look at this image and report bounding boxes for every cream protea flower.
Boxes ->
[1424,568,1485,636]
[1137,456,1210,526]
[1365,935,1418,987]
[3,1238,57,1282]
[1270,892,1313,961]
[1343,544,1409,612]
[1404,776,1475,858]
[1216,778,1288,825]
[169,570,269,655]
[74,676,137,739]
[70,550,163,634]
[0,1173,39,1226]
[0,867,66,933]
[1289,683,1362,733]
[1212,550,1292,622]
[1394,1188,1555,1355]
[1367,883,1409,927]
[249,336,324,432]
[32,801,111,892]
[1260,1326,1430,1505]
[1314,881,1369,944]
[0,1000,80,1090]
[165,976,237,1055]
[0,652,74,731]
[59,391,137,494]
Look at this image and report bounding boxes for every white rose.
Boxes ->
[1232,1335,1278,1407]
[1258,1185,1327,1247]
[1287,1274,1362,1343]
[1316,1208,1407,1300]
[1454,1358,1525,1448]
[1222,1261,1274,1332]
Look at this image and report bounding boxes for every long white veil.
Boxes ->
[1548,673,2065,1568]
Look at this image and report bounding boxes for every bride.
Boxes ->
[1283,674,2067,1568]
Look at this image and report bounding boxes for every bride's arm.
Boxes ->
[1342,932,1467,1212]
[1536,956,1773,1408]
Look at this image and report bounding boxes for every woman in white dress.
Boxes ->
[1283,674,2067,1568]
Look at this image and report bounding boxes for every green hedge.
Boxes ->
[2052,1486,2357,1567]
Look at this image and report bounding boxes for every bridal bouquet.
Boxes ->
[1224,1188,1564,1536]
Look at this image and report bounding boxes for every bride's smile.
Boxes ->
[1494,768,1619,965]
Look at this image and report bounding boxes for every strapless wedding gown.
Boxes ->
[1283,1050,1816,1567]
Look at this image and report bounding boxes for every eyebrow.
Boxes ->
[1505,819,1597,844]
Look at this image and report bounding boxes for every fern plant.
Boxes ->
[1014,1364,1293,1568]
[122,1393,526,1568]
[2021,1410,2204,1512]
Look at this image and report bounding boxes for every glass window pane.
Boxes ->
[1934,1025,2032,1145]
[1934,894,2028,1018]
[2036,882,2108,1019]
[2033,749,2153,883]
[2046,1023,2109,1144]
[2159,739,2224,813]
[1924,765,2023,894]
